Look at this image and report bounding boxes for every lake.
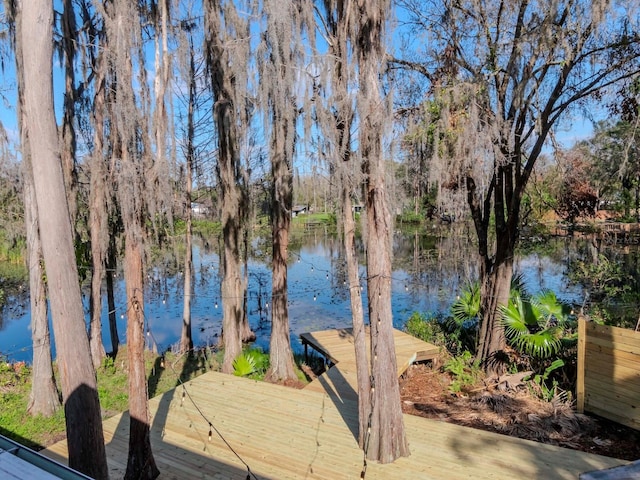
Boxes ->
[0,228,585,363]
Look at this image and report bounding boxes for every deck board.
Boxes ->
[42,375,626,479]
[42,328,626,479]
[302,327,440,399]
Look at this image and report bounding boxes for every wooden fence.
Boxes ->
[577,317,640,430]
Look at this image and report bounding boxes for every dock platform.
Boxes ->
[40,328,627,479]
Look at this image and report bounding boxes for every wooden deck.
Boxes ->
[301,327,440,401]
[41,329,627,479]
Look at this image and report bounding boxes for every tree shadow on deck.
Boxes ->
[445,419,625,480]
[315,366,360,441]
[103,352,270,479]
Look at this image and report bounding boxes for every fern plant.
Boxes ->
[443,351,482,393]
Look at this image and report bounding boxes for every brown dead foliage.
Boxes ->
[399,363,640,461]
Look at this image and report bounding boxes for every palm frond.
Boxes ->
[501,292,566,359]
[451,282,481,325]
[232,352,257,377]
[510,329,563,358]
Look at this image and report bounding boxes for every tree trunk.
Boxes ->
[12,2,60,418]
[356,0,409,463]
[123,232,159,480]
[341,184,370,448]
[180,157,193,354]
[89,164,107,368]
[217,92,245,372]
[635,178,640,223]
[102,1,159,476]
[266,122,296,382]
[317,0,370,447]
[240,229,255,343]
[262,0,299,384]
[20,1,108,477]
[476,257,512,376]
[467,166,516,376]
[60,0,79,225]
[24,167,60,417]
[205,0,252,372]
[180,212,194,353]
[179,39,195,355]
[106,238,119,357]
[89,43,108,367]
[363,167,409,463]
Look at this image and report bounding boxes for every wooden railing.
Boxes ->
[577,317,640,430]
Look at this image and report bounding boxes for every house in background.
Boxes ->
[191,202,209,218]
[292,205,308,217]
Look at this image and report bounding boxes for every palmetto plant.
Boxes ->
[232,353,257,377]
[452,274,527,326]
[451,282,481,325]
[232,349,270,377]
[500,290,575,359]
[449,282,481,354]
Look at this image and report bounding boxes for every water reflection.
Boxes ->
[0,229,597,363]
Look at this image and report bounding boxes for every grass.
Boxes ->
[0,359,65,449]
[291,212,336,226]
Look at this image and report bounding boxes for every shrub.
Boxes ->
[443,351,482,394]
[405,312,447,347]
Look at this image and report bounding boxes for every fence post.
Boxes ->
[576,316,586,413]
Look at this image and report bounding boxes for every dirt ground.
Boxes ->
[399,363,640,461]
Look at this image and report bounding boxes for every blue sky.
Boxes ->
[0,1,601,161]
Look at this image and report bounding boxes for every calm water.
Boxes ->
[0,230,582,363]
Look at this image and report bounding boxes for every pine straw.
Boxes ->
[399,364,600,452]
[461,391,591,448]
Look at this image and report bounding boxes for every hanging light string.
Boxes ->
[0,279,552,362]
[144,316,260,480]
[3,250,560,363]
[141,249,453,306]
[10,246,473,318]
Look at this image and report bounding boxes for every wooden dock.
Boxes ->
[301,327,440,401]
[41,328,627,479]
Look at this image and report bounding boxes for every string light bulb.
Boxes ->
[313,294,317,301]
[208,424,213,442]
[215,301,218,309]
